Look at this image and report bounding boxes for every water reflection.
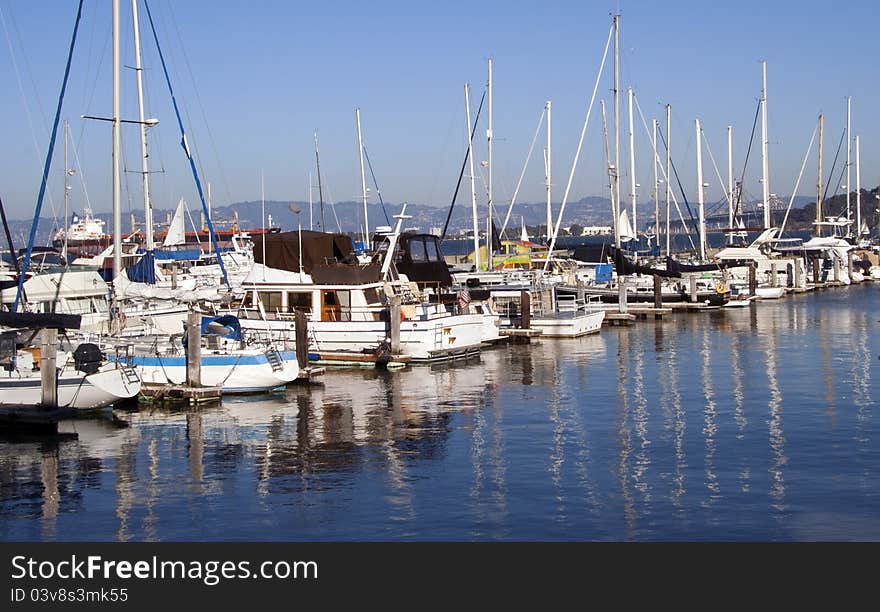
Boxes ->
[0,285,877,541]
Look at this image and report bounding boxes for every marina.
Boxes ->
[0,1,878,546]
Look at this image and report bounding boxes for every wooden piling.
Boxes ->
[294,308,309,370]
[833,257,840,283]
[812,256,820,285]
[186,311,201,387]
[520,289,531,330]
[748,265,757,296]
[770,262,778,287]
[389,295,401,354]
[653,275,662,309]
[618,277,628,314]
[794,258,802,288]
[40,327,58,408]
[689,275,698,302]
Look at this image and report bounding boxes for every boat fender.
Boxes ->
[715,282,728,294]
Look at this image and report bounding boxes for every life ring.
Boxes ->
[715,282,728,294]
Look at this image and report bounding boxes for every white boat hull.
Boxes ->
[124,350,299,393]
[0,366,141,410]
[529,310,605,338]
[239,314,486,362]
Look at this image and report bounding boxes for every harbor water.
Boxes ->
[1,284,877,541]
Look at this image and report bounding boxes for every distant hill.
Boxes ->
[7,187,874,248]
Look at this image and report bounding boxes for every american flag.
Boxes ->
[457,288,471,312]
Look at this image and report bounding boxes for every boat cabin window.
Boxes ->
[287,291,312,314]
[409,239,428,262]
[425,239,441,262]
[257,291,283,312]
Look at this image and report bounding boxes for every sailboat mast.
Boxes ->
[131,0,154,250]
[261,170,266,278]
[63,119,70,262]
[845,96,851,231]
[652,118,658,251]
[465,83,480,271]
[817,113,824,237]
[308,172,313,230]
[855,134,861,237]
[761,60,771,229]
[696,119,706,261]
[487,58,494,270]
[313,130,325,231]
[665,103,671,254]
[727,125,733,245]
[111,0,122,280]
[356,108,369,249]
[628,86,636,237]
[613,14,621,249]
[545,100,552,240]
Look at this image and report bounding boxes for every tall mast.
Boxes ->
[817,113,824,237]
[487,57,494,269]
[613,14,621,248]
[845,96,851,230]
[855,134,861,237]
[131,0,154,250]
[112,0,121,280]
[696,119,706,260]
[356,108,369,249]
[308,172,313,230]
[313,129,325,231]
[652,118,658,251]
[260,170,266,278]
[545,100,552,240]
[627,86,636,237]
[727,125,733,245]
[207,182,212,224]
[761,60,771,229]
[62,119,71,262]
[465,83,480,271]
[665,103,671,254]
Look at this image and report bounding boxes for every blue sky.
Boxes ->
[0,0,877,226]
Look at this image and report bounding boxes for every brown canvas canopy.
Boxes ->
[253,230,356,274]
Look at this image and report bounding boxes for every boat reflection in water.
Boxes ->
[0,285,878,540]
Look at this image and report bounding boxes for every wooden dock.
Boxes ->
[139,383,222,405]
[310,351,411,369]
[603,312,636,326]
[499,328,543,343]
[294,366,326,382]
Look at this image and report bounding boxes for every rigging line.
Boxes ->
[12,0,84,313]
[632,96,697,253]
[499,105,546,239]
[143,0,228,286]
[735,99,762,219]
[700,129,733,209]
[0,195,27,304]
[441,89,486,241]
[361,145,390,225]
[0,4,63,222]
[76,18,110,155]
[543,22,613,273]
[655,125,698,238]
[779,123,818,235]
[823,127,847,210]
[163,0,234,206]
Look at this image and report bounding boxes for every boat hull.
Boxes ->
[0,366,141,410]
[123,350,299,393]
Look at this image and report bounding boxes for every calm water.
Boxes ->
[1,284,878,541]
